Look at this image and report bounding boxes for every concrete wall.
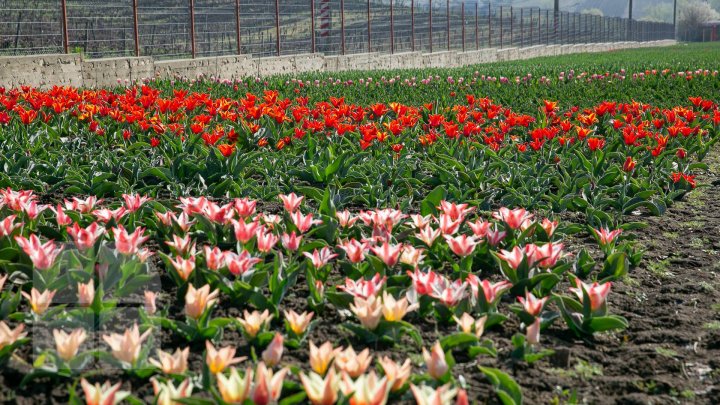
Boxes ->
[0,40,676,89]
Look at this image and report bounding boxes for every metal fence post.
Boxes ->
[390,0,394,54]
[538,8,541,45]
[553,5,558,44]
[488,3,491,48]
[585,14,589,43]
[275,0,281,55]
[446,0,450,51]
[310,0,315,53]
[61,0,69,53]
[367,0,371,52]
[340,0,345,54]
[132,0,140,56]
[461,2,465,52]
[520,8,523,47]
[411,0,415,51]
[499,6,503,49]
[475,2,478,50]
[235,0,241,54]
[429,0,433,53]
[510,7,513,46]
[546,9,549,44]
[189,0,196,58]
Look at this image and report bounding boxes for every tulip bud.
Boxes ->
[622,156,636,172]
[251,362,289,405]
[526,318,541,346]
[53,328,87,362]
[144,291,157,315]
[422,341,449,380]
[261,333,284,367]
[76,279,95,307]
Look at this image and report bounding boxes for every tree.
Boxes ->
[639,3,673,22]
[580,8,604,16]
[677,0,720,41]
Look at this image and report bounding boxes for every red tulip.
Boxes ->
[0,215,21,238]
[622,156,636,172]
[493,207,533,230]
[444,234,479,257]
[111,225,149,256]
[279,193,304,213]
[497,246,525,270]
[569,279,612,312]
[302,247,338,269]
[338,274,385,299]
[517,291,548,317]
[122,193,151,212]
[15,234,63,270]
[369,242,403,267]
[337,239,369,263]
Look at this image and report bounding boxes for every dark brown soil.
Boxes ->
[2,166,720,404]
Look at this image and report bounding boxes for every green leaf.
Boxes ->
[440,332,479,350]
[479,366,523,405]
[586,315,629,332]
[319,188,336,217]
[420,186,446,216]
[598,252,629,282]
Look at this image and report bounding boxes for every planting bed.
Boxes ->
[0,43,719,404]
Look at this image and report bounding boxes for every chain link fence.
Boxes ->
[1,0,676,59]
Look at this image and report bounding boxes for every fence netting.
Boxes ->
[0,0,676,59]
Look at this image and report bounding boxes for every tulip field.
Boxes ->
[1,43,720,404]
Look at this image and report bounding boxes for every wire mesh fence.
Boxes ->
[0,0,676,60]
